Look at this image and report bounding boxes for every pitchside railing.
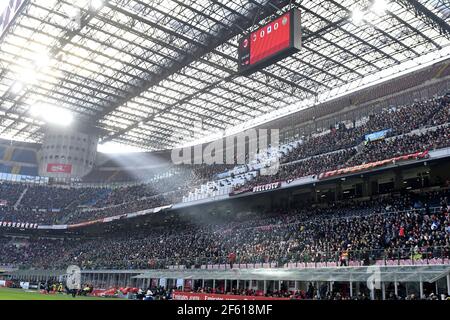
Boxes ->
[25,245,443,271]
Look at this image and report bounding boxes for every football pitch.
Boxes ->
[0,287,119,300]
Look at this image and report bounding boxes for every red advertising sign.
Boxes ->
[172,291,288,301]
[319,150,429,180]
[47,163,72,173]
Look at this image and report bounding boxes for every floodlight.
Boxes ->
[11,82,24,94]
[67,6,81,19]
[29,104,73,126]
[17,68,37,84]
[33,51,50,68]
[90,0,103,10]
[352,8,365,25]
[371,0,387,15]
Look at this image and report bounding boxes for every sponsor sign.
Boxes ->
[252,182,281,193]
[172,291,288,301]
[319,150,429,180]
[0,221,38,229]
[47,163,72,173]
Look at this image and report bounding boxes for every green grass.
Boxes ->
[0,287,120,300]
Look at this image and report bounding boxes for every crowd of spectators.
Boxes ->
[282,96,450,163]
[0,182,27,206]
[347,125,450,166]
[0,95,448,226]
[0,175,191,225]
[1,190,448,270]
[235,96,449,191]
[281,95,449,164]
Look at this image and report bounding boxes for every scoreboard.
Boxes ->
[238,8,302,74]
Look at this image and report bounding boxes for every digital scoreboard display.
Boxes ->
[238,9,302,74]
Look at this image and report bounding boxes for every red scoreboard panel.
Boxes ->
[238,9,301,74]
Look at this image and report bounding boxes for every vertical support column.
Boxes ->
[349,282,353,298]
[447,275,450,296]
[382,282,386,300]
[213,279,216,291]
[393,168,403,192]
[335,180,342,201]
[224,280,227,293]
[370,283,375,300]
[263,280,267,294]
[362,178,371,197]
[394,281,398,297]
[419,279,424,299]
[202,279,205,289]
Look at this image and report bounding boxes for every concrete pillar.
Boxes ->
[394,281,398,296]
[382,282,386,300]
[202,279,205,289]
[349,282,353,298]
[394,169,403,191]
[447,275,450,296]
[213,279,216,290]
[263,280,267,294]
[335,181,342,201]
[362,178,371,197]
[419,280,424,299]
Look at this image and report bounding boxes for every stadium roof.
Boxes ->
[0,0,449,151]
[133,265,450,283]
[6,265,450,283]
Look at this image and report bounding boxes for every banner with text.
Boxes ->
[47,163,73,173]
[173,291,288,301]
[319,150,429,180]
